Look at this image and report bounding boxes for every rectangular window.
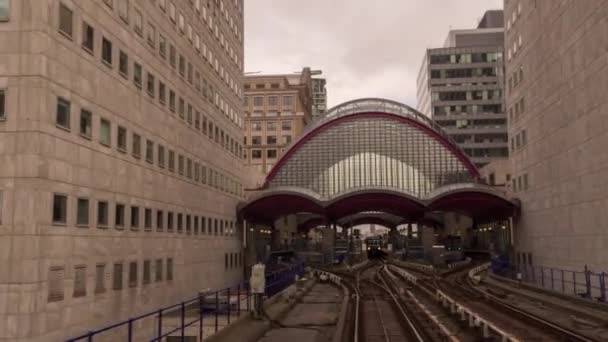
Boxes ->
[132,133,141,158]
[186,158,192,179]
[251,150,262,159]
[281,121,292,131]
[79,110,92,138]
[48,266,65,302]
[100,119,111,146]
[146,73,155,97]
[117,126,127,152]
[134,8,143,36]
[177,213,183,233]
[128,261,138,287]
[267,136,277,145]
[59,3,73,38]
[178,55,185,76]
[0,89,4,119]
[76,198,89,226]
[251,136,261,145]
[143,260,151,285]
[56,97,71,130]
[113,263,123,290]
[97,201,108,227]
[134,62,142,88]
[95,264,106,293]
[158,145,165,168]
[168,150,175,171]
[131,206,139,228]
[166,258,173,281]
[169,90,176,112]
[0,0,9,21]
[268,96,278,106]
[267,149,277,159]
[73,265,86,297]
[178,155,184,175]
[119,50,128,77]
[187,104,192,124]
[169,44,176,68]
[159,34,166,58]
[178,98,185,119]
[147,22,155,47]
[118,0,128,22]
[253,96,263,107]
[115,204,125,228]
[82,21,94,53]
[282,96,293,108]
[156,210,164,231]
[155,259,163,281]
[159,82,166,104]
[144,208,152,230]
[145,140,153,163]
[101,37,112,66]
[186,214,191,234]
[52,194,67,224]
[167,212,174,232]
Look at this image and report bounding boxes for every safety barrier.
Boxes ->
[497,264,606,303]
[435,289,520,341]
[66,262,304,342]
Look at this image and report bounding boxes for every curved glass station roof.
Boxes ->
[240,99,517,226]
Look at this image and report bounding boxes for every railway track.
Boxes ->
[356,265,428,342]
[392,260,602,341]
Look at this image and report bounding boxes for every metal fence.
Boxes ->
[66,262,305,342]
[499,264,606,303]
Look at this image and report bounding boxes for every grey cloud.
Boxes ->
[245,0,502,108]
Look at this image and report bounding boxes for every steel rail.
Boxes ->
[464,267,597,342]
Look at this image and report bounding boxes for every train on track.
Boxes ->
[365,236,388,259]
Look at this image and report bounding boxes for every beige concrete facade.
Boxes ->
[243,68,314,174]
[479,158,512,190]
[0,0,247,340]
[505,0,608,271]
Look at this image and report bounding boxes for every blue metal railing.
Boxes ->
[66,262,305,342]
[494,262,606,303]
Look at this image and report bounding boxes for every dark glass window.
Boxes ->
[82,21,94,52]
[101,37,112,65]
[56,98,70,129]
[59,3,73,38]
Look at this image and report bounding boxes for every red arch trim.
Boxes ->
[264,112,480,186]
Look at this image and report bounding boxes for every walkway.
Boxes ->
[257,283,342,342]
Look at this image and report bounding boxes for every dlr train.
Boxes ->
[365,236,387,259]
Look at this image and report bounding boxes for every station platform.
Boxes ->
[207,278,343,342]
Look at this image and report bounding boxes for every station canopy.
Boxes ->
[238,98,518,228]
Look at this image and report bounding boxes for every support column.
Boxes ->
[270,224,281,252]
[421,224,436,262]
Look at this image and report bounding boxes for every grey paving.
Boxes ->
[257,283,342,342]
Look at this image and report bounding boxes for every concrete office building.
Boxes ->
[417,10,508,167]
[505,0,608,271]
[243,68,314,174]
[312,77,328,119]
[0,0,247,340]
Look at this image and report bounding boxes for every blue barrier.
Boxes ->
[66,262,305,342]
[495,261,606,304]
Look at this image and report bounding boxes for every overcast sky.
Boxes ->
[245,0,502,109]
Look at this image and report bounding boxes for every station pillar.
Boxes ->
[421,225,436,261]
